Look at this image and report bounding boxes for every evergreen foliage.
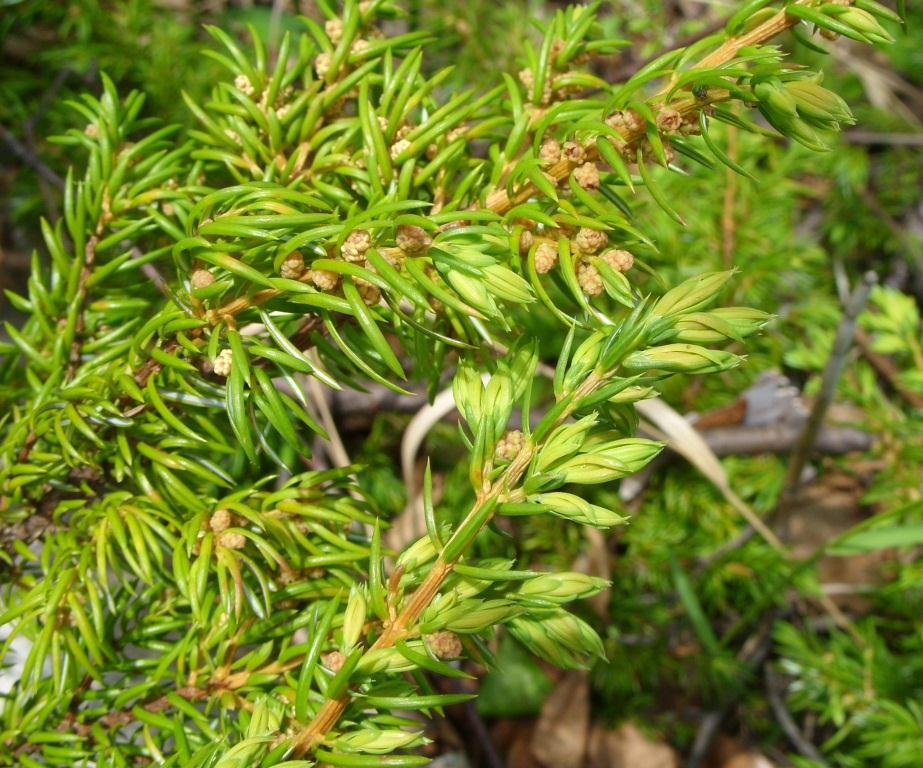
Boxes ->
[0,1,913,765]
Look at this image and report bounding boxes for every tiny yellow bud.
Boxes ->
[534,242,558,274]
[574,227,607,254]
[311,269,339,291]
[341,230,372,262]
[573,161,600,190]
[356,278,381,306]
[539,138,561,165]
[390,138,411,159]
[577,262,604,296]
[280,251,305,279]
[656,107,683,134]
[606,109,644,134]
[426,631,463,659]
[562,140,586,165]
[495,429,526,462]
[314,51,333,79]
[213,349,233,377]
[600,248,634,273]
[396,224,431,254]
[209,509,232,533]
[218,531,246,550]
[325,18,343,43]
[234,74,255,96]
[321,651,346,672]
[191,269,215,289]
[518,230,534,255]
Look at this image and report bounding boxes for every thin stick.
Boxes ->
[0,124,63,188]
[304,356,352,470]
[685,613,776,768]
[843,131,923,146]
[437,676,505,768]
[777,272,877,512]
[764,666,830,765]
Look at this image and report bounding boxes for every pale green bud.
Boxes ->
[836,6,894,42]
[534,413,597,472]
[219,737,274,766]
[516,572,609,604]
[542,610,604,657]
[711,306,772,334]
[246,698,283,736]
[752,78,843,149]
[445,599,517,632]
[532,491,628,528]
[787,81,853,128]
[753,79,798,118]
[562,330,606,390]
[509,616,568,666]
[556,438,663,484]
[450,559,516,600]
[623,343,743,374]
[672,307,770,343]
[785,117,830,152]
[507,342,539,401]
[607,385,656,403]
[342,586,367,649]
[420,592,467,630]
[434,590,461,611]
[336,728,424,754]
[509,610,605,668]
[558,452,632,485]
[485,373,514,438]
[356,646,417,674]
[591,437,664,466]
[653,271,733,318]
[484,264,534,303]
[739,6,778,32]
[592,256,634,308]
[453,365,485,429]
[446,269,498,315]
[543,611,605,658]
[435,245,494,268]
[754,79,805,140]
[396,534,438,571]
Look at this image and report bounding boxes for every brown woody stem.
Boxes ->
[290,372,596,754]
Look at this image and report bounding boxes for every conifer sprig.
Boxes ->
[0,0,903,764]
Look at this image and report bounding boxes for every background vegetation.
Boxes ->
[1,1,922,767]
